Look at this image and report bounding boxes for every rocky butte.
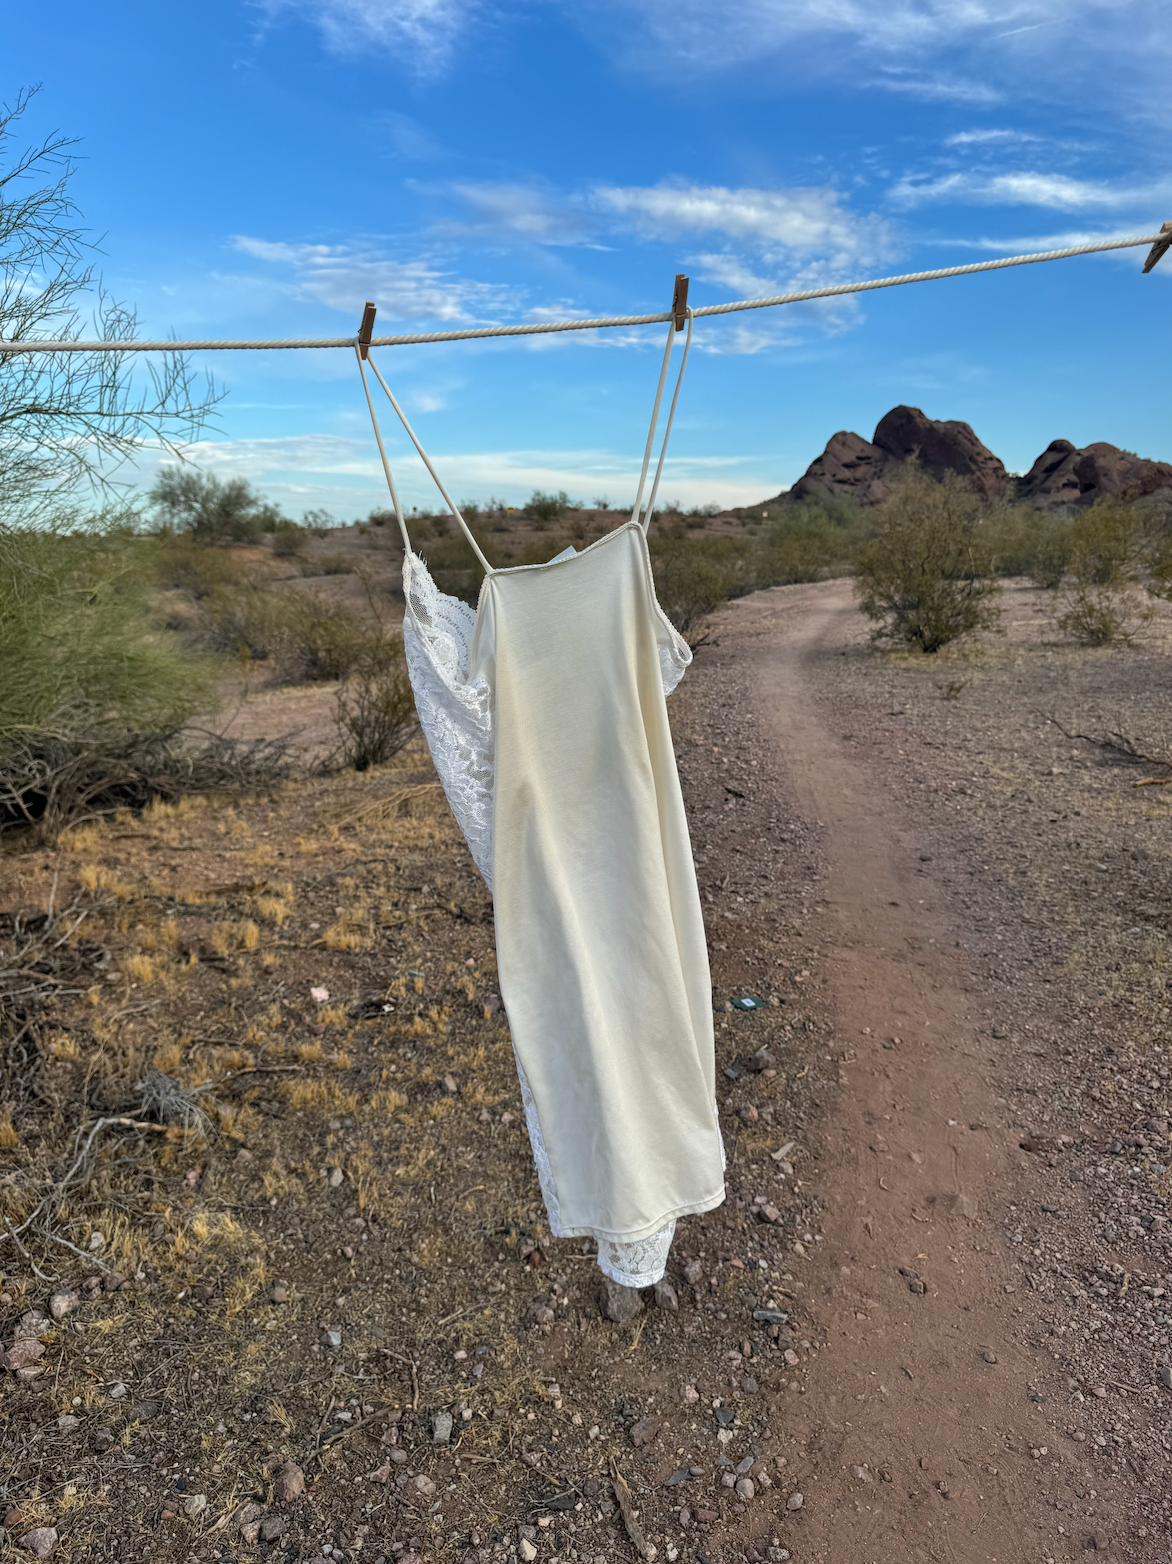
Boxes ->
[778,405,1172,511]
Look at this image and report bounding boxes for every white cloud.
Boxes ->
[890,170,1148,211]
[128,434,776,513]
[232,236,518,321]
[590,183,890,266]
[262,0,472,70]
[443,183,590,245]
[946,128,1040,146]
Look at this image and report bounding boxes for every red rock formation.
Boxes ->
[1019,440,1172,510]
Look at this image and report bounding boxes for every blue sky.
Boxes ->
[6,0,1171,517]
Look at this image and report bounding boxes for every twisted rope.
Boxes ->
[0,231,1163,354]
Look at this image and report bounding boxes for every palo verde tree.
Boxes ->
[0,85,220,527]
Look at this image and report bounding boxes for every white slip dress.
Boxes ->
[355,319,725,1288]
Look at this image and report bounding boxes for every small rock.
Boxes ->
[850,1465,872,1481]
[1089,1531,1110,1551]
[259,1517,288,1541]
[519,1541,537,1563]
[758,1204,782,1225]
[682,1384,699,1403]
[18,1528,57,1559]
[908,1278,927,1295]
[442,1075,459,1094]
[91,1430,114,1451]
[88,1231,105,1252]
[369,1463,392,1483]
[48,1291,80,1321]
[714,1406,735,1428]
[4,1508,23,1532]
[786,1491,804,1511]
[56,1414,80,1433]
[653,1279,678,1311]
[735,1477,755,1501]
[184,1494,208,1518]
[600,1279,643,1323]
[3,1339,46,1373]
[388,1447,408,1464]
[683,1259,704,1286]
[310,986,330,1003]
[239,1522,261,1545]
[276,1460,305,1501]
[1158,1365,1172,1389]
[738,1105,759,1124]
[105,1382,127,1400]
[432,1409,453,1445]
[16,1310,49,1339]
[328,1167,344,1188]
[630,1417,661,1447]
[269,1281,290,1304]
[238,1502,263,1526]
[981,1349,998,1364]
[753,1309,789,1326]
[414,1474,436,1497]
[322,1328,342,1348]
[742,1376,758,1394]
[947,1192,978,1220]
[696,1508,719,1523]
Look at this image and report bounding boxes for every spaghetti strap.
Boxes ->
[354,345,495,575]
[629,309,694,533]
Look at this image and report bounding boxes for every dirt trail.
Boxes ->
[729,582,1084,1563]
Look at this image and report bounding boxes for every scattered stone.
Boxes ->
[1089,1531,1110,1551]
[735,1477,756,1501]
[714,1406,735,1428]
[757,1204,782,1225]
[665,1469,692,1487]
[519,1540,537,1562]
[738,1105,759,1124]
[328,1167,344,1188]
[946,1192,978,1220]
[683,1259,704,1286]
[850,1465,872,1482]
[432,1410,453,1445]
[908,1278,927,1295]
[1159,1366,1172,1389]
[414,1474,436,1498]
[682,1384,699,1403]
[105,1382,127,1400]
[753,1309,789,1326]
[981,1349,998,1365]
[696,1508,719,1524]
[276,1460,305,1501]
[653,1278,678,1311]
[742,1376,758,1394]
[531,1303,555,1325]
[128,1400,160,1422]
[600,1279,643,1323]
[91,1430,114,1452]
[18,1528,57,1559]
[630,1417,661,1447]
[786,1492,804,1511]
[310,986,329,1004]
[240,1521,262,1545]
[259,1517,288,1541]
[322,1328,342,1348]
[388,1448,408,1464]
[3,1338,46,1373]
[56,1414,80,1433]
[269,1281,290,1304]
[183,1494,208,1519]
[369,1463,392,1484]
[442,1074,459,1094]
[237,1502,263,1527]
[48,1291,80,1321]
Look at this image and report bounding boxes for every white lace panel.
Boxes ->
[401,553,495,890]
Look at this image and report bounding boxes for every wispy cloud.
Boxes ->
[890,170,1150,211]
[262,0,473,71]
[441,182,591,244]
[946,128,1041,146]
[232,236,518,320]
[128,434,776,512]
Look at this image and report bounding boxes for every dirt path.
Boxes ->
[720,582,1091,1563]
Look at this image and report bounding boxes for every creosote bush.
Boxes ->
[853,464,1002,653]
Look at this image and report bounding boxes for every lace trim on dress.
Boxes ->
[401,553,496,891]
[401,547,714,1289]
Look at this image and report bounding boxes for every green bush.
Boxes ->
[1057,584,1148,646]
[1066,504,1141,587]
[0,519,215,741]
[270,519,306,558]
[150,468,284,545]
[199,583,369,683]
[334,634,416,771]
[648,534,753,637]
[756,497,865,586]
[853,465,1001,653]
[981,505,1072,587]
[526,489,571,523]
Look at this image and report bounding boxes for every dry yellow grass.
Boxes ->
[0,1109,19,1149]
[78,864,133,899]
[122,953,157,983]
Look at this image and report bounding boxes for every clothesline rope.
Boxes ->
[0,231,1165,355]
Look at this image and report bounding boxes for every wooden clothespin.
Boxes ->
[1143,221,1172,274]
[671,273,689,331]
[357,300,377,358]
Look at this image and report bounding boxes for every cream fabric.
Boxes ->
[469,522,725,1251]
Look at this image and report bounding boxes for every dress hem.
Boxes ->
[553,1184,726,1245]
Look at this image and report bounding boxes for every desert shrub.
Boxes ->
[302,508,337,538]
[982,505,1072,587]
[756,497,865,586]
[301,555,355,577]
[526,489,571,522]
[649,534,753,637]
[334,634,416,771]
[150,468,283,545]
[1065,504,1141,586]
[1056,504,1148,644]
[0,520,214,742]
[853,464,1001,653]
[270,519,306,558]
[199,584,368,682]
[1057,585,1148,646]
